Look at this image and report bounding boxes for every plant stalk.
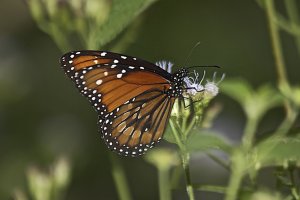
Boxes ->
[274,108,298,137]
[206,152,230,171]
[242,118,258,150]
[110,154,132,200]
[181,151,195,200]
[225,169,243,200]
[194,184,227,194]
[227,115,258,200]
[225,151,245,200]
[170,118,195,199]
[285,0,300,56]
[289,167,300,200]
[265,0,289,88]
[169,119,184,150]
[158,168,171,200]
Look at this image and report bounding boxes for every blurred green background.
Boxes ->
[0,0,299,200]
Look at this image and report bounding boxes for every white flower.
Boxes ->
[184,70,225,97]
[204,72,225,97]
[184,70,205,95]
[204,82,219,96]
[156,60,173,73]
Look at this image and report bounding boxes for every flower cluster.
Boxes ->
[184,70,225,99]
[183,70,205,96]
[155,60,173,73]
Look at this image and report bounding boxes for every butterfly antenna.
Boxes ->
[187,65,220,70]
[183,41,201,66]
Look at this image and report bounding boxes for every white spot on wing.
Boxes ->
[100,52,107,56]
[96,79,102,85]
[117,74,122,78]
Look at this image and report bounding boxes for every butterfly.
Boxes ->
[60,50,196,157]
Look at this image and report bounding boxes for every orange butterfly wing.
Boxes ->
[60,51,175,156]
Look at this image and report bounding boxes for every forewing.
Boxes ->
[60,50,172,114]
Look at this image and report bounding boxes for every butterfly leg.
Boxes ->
[182,95,206,109]
[180,96,192,109]
[184,87,205,93]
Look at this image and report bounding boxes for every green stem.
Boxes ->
[110,154,132,200]
[182,117,188,136]
[206,152,230,171]
[225,170,243,200]
[185,116,196,138]
[158,168,171,200]
[193,184,227,194]
[225,151,245,200]
[242,118,258,150]
[170,165,182,189]
[226,115,258,200]
[265,0,289,88]
[274,107,298,137]
[225,107,259,200]
[182,152,195,200]
[274,13,300,35]
[169,119,184,150]
[256,0,300,36]
[49,24,71,52]
[285,0,300,56]
[289,167,300,200]
[170,118,195,200]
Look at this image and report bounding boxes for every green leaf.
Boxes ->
[220,78,253,106]
[254,134,300,167]
[88,0,159,49]
[279,84,300,108]
[44,0,58,18]
[245,190,284,200]
[256,85,283,111]
[275,173,293,187]
[245,84,282,120]
[163,126,177,144]
[186,130,232,154]
[28,0,158,51]
[144,149,179,170]
[221,79,283,120]
[28,0,48,32]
